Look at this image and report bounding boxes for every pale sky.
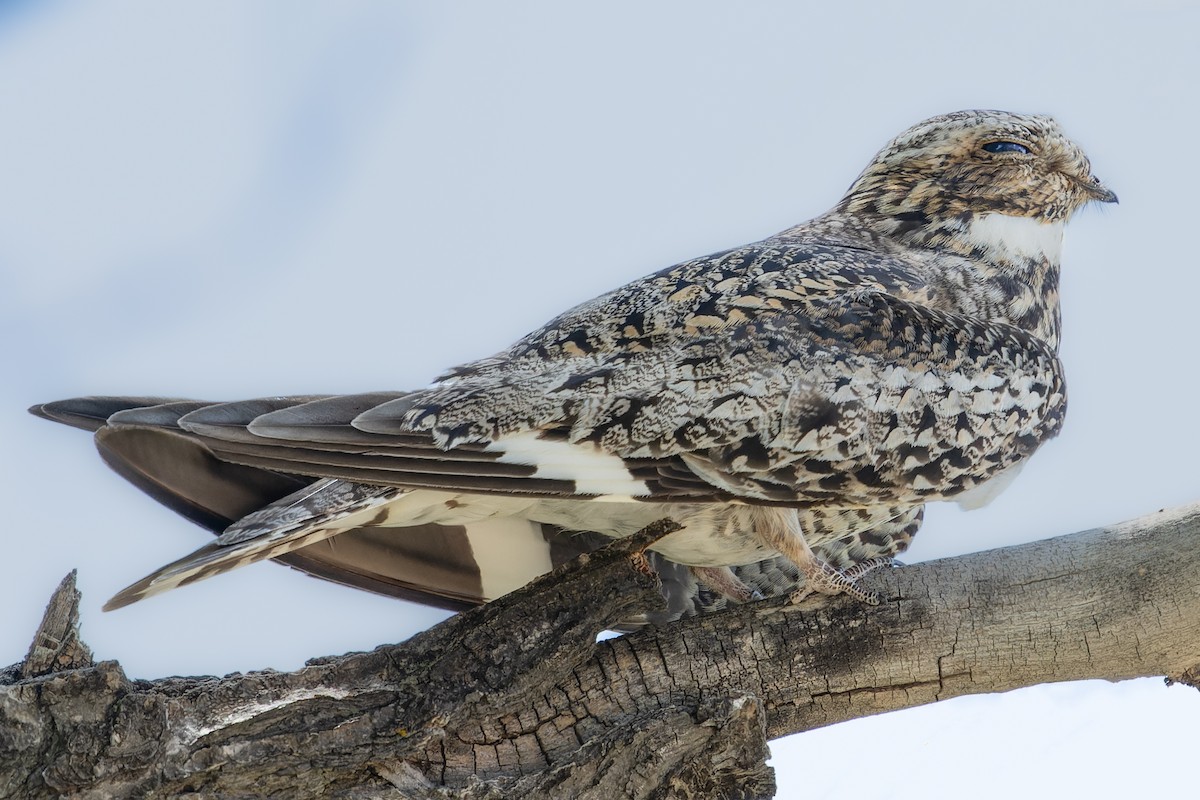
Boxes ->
[3,3,1198,797]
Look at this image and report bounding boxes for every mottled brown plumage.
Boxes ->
[32,110,1114,614]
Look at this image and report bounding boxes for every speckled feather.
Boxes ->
[32,110,1115,611]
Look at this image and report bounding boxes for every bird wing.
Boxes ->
[41,241,1064,509]
[33,398,594,612]
[36,395,923,619]
[136,265,1062,507]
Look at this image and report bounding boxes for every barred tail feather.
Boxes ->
[104,480,403,610]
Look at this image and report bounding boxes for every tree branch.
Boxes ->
[3,506,1199,799]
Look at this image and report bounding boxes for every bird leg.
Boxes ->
[749,508,882,605]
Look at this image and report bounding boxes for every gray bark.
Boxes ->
[2,507,1199,799]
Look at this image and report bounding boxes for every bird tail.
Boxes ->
[103,479,402,610]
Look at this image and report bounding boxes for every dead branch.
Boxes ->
[3,507,1198,799]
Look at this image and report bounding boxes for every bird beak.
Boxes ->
[1085,176,1118,204]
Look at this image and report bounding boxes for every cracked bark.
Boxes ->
[3,506,1200,799]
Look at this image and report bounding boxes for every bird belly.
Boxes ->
[652,516,775,565]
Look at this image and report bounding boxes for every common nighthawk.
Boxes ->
[31,110,1114,620]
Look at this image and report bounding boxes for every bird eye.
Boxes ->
[981,141,1031,154]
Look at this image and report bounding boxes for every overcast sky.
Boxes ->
[3,2,1198,797]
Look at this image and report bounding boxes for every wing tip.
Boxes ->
[29,396,192,433]
[29,398,93,427]
[29,398,113,432]
[27,402,55,421]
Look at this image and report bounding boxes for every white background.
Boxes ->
[3,3,1197,797]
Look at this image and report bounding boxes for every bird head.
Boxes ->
[839,110,1117,226]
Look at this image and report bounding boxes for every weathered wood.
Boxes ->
[19,570,92,679]
[2,506,1198,799]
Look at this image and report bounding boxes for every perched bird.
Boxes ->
[31,110,1114,620]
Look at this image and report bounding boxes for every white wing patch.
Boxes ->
[967,214,1063,263]
[485,433,650,496]
[462,518,554,600]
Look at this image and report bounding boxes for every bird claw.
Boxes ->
[629,550,656,578]
[842,556,898,582]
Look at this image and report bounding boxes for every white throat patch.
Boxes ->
[966,214,1063,264]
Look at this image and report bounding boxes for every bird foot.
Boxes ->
[690,565,764,604]
[788,556,894,606]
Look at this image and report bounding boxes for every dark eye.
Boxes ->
[982,141,1031,154]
